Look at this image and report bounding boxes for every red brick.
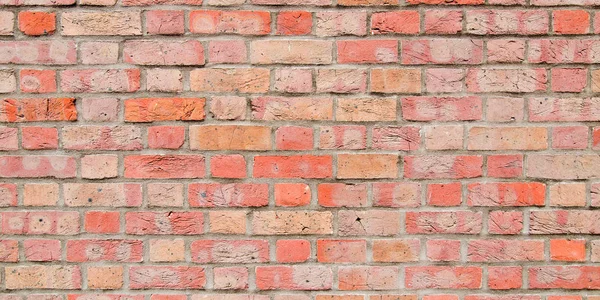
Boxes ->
[21,127,58,150]
[275,183,311,207]
[19,69,56,93]
[277,11,312,35]
[550,239,586,261]
[0,98,76,122]
[124,155,205,179]
[553,10,589,34]
[371,11,419,34]
[126,212,204,235]
[488,266,522,290]
[277,239,311,263]
[210,155,246,178]
[427,182,462,206]
[85,211,120,234]
[487,154,523,178]
[276,126,313,150]
[18,11,55,36]
[147,126,185,149]
[125,98,205,122]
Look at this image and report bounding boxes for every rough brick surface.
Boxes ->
[0,0,598,298]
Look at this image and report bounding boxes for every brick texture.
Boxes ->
[0,0,598,298]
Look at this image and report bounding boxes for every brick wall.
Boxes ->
[0,0,599,298]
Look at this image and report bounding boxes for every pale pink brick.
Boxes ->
[372,182,421,208]
[208,40,247,64]
[487,39,526,63]
[0,127,18,151]
[487,97,524,122]
[552,126,588,150]
[123,40,204,66]
[466,68,547,93]
[0,240,18,262]
[488,210,523,234]
[23,239,60,261]
[466,10,549,35]
[316,68,367,93]
[80,42,119,65]
[315,11,367,37]
[0,69,16,93]
[61,69,140,93]
[426,68,465,93]
[2,211,80,235]
[145,10,184,35]
[81,98,119,122]
[146,69,183,92]
[273,69,313,93]
[425,10,462,34]
[402,96,483,122]
[213,267,249,290]
[61,11,141,36]
[372,126,421,151]
[81,154,118,179]
[0,183,17,207]
[147,183,184,207]
[551,68,587,92]
[402,39,483,65]
[319,125,366,150]
[0,41,77,65]
[425,125,464,150]
[0,11,14,36]
[210,96,247,120]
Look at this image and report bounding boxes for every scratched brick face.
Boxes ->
[0,0,598,297]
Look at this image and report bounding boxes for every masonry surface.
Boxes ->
[0,0,599,299]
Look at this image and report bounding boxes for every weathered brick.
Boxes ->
[61,11,142,35]
[189,10,270,35]
[250,40,332,64]
[190,125,270,150]
[125,98,204,122]
[190,68,269,93]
